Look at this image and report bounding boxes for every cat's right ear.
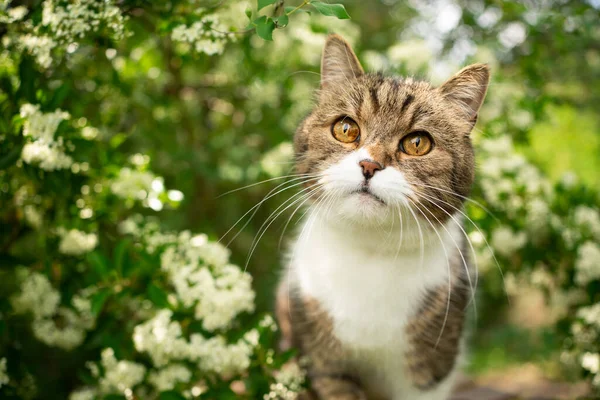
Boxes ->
[320,34,364,89]
[438,63,490,127]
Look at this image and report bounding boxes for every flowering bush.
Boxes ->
[472,136,600,392]
[1,0,599,398]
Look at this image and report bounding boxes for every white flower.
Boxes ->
[192,334,253,375]
[19,104,73,170]
[171,14,233,56]
[12,271,96,350]
[19,34,57,68]
[133,310,255,375]
[23,205,43,229]
[0,5,27,23]
[69,388,97,400]
[111,167,164,201]
[98,348,146,394]
[154,230,254,331]
[133,310,190,367]
[148,364,192,391]
[577,303,600,329]
[20,104,70,142]
[11,270,60,319]
[193,264,255,331]
[582,352,600,374]
[561,171,578,188]
[21,141,73,170]
[31,288,95,351]
[526,198,550,236]
[32,308,87,350]
[81,126,99,140]
[59,229,98,256]
[574,206,600,240]
[264,363,305,400]
[41,0,128,44]
[491,225,527,257]
[575,241,600,285]
[0,358,8,388]
[259,314,278,331]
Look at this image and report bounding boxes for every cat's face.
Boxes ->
[294,35,489,228]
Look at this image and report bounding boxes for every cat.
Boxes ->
[275,34,490,400]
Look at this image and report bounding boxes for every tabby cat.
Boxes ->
[275,34,490,400]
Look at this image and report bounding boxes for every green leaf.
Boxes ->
[253,16,276,41]
[147,283,169,308]
[49,81,72,108]
[310,1,350,19]
[274,13,289,27]
[91,289,111,316]
[113,239,130,276]
[88,252,109,279]
[0,143,24,170]
[16,56,36,102]
[109,133,127,148]
[257,0,278,11]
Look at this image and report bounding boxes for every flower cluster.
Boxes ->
[119,219,257,332]
[14,0,128,68]
[478,136,551,218]
[19,104,73,171]
[147,364,191,391]
[70,225,264,398]
[171,12,234,56]
[575,241,600,285]
[475,135,600,392]
[11,269,96,350]
[58,228,98,256]
[264,363,306,400]
[41,0,127,42]
[110,163,173,211]
[0,2,27,23]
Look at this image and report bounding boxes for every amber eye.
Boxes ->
[332,117,360,143]
[400,131,433,156]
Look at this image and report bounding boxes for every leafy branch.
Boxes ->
[251,0,350,41]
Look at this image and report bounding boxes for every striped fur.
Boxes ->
[277,34,489,400]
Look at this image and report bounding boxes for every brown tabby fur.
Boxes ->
[277,34,489,399]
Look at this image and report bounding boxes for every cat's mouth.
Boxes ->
[352,186,386,205]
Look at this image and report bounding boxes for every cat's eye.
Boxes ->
[332,117,360,143]
[400,131,433,156]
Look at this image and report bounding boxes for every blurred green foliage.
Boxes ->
[0,0,600,399]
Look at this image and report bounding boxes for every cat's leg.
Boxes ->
[400,278,468,400]
[277,282,367,400]
[299,374,365,400]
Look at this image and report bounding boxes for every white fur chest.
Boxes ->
[289,212,462,398]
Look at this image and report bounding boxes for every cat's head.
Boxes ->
[294,35,489,229]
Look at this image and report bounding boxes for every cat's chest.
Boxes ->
[290,218,452,349]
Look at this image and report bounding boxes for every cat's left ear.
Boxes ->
[320,34,364,89]
[438,63,490,127]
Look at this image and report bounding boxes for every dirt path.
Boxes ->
[452,365,591,400]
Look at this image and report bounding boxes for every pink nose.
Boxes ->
[359,159,383,180]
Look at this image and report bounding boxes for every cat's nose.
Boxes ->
[359,159,383,180]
